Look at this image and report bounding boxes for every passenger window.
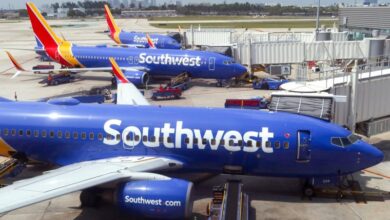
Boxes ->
[81,132,86,140]
[283,141,289,149]
[237,140,243,146]
[11,129,16,136]
[57,131,62,138]
[228,140,234,146]
[256,141,261,148]
[18,129,23,136]
[49,131,54,138]
[274,141,281,149]
[265,141,271,148]
[202,138,207,145]
[167,137,173,143]
[150,136,156,142]
[135,135,140,141]
[194,138,198,145]
[126,134,131,141]
[73,132,79,139]
[220,140,225,146]
[89,132,94,140]
[246,140,253,147]
[97,133,103,140]
[41,130,47,138]
[211,139,216,145]
[116,134,120,141]
[159,136,164,142]
[65,131,70,139]
[33,130,38,137]
[143,135,148,142]
[26,130,31,136]
[3,129,9,136]
[184,137,189,144]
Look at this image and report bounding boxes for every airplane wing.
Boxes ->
[0,156,182,213]
[5,51,149,78]
[109,57,150,105]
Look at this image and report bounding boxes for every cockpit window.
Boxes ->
[331,137,342,147]
[223,60,235,65]
[331,134,361,148]
[348,134,361,143]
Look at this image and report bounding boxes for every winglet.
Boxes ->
[146,34,156,49]
[104,4,121,44]
[6,51,25,72]
[109,57,129,83]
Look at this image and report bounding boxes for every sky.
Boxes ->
[0,0,369,9]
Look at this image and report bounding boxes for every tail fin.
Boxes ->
[146,34,156,49]
[34,36,43,49]
[109,57,129,83]
[104,4,121,44]
[26,2,63,49]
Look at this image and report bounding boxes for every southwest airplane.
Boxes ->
[13,3,246,86]
[104,4,182,49]
[0,59,384,218]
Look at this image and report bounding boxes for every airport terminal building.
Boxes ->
[338,6,390,38]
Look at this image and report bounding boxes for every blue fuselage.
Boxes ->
[118,32,181,49]
[67,45,246,80]
[0,101,383,178]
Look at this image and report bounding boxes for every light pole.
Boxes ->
[316,0,321,34]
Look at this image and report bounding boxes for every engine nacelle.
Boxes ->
[123,70,149,86]
[116,178,193,219]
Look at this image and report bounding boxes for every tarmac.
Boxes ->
[0,18,388,220]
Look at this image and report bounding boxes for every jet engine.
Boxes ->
[116,178,193,219]
[123,70,149,86]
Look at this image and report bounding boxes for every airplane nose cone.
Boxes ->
[358,142,384,168]
[236,64,247,76]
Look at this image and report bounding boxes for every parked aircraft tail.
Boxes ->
[104,4,122,44]
[146,34,156,49]
[26,2,63,49]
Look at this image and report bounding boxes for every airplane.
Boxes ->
[0,79,383,218]
[104,4,182,49]
[9,3,246,87]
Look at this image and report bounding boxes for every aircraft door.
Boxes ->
[297,130,311,162]
[209,57,215,71]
